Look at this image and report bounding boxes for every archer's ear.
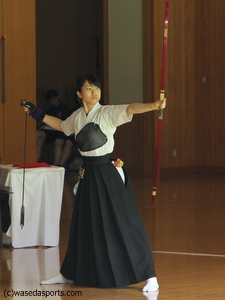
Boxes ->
[76,91,82,99]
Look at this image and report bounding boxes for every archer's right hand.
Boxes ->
[20,99,45,124]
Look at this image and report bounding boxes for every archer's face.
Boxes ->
[77,80,101,110]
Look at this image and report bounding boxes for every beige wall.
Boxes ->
[108,0,143,104]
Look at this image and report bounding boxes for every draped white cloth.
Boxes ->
[0,165,65,248]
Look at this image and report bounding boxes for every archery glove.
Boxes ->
[20,99,45,124]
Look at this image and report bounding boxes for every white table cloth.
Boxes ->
[0,165,65,248]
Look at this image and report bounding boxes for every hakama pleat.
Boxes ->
[60,155,156,288]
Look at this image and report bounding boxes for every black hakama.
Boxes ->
[60,154,156,288]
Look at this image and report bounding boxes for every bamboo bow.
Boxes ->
[151,0,170,207]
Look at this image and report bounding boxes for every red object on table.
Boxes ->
[12,162,52,168]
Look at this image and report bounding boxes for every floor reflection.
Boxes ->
[2,247,63,300]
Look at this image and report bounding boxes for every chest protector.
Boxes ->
[76,122,108,151]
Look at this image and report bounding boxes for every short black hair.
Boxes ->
[76,74,101,92]
[46,89,58,101]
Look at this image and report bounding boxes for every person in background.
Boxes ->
[55,94,82,168]
[37,89,71,166]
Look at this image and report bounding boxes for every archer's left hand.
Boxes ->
[155,98,166,110]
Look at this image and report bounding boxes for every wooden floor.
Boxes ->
[1,171,225,299]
